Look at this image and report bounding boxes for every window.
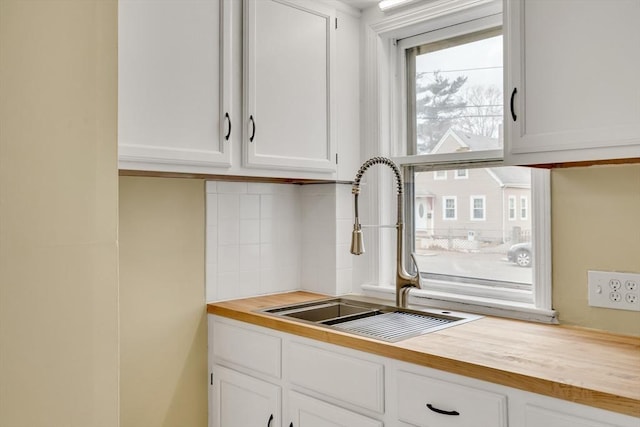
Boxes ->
[359,1,553,321]
[508,196,516,220]
[455,169,468,179]
[470,196,486,221]
[390,12,551,315]
[520,196,528,220]
[442,196,457,220]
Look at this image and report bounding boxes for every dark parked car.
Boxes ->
[507,242,532,267]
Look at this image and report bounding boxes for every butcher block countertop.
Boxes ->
[207,291,640,417]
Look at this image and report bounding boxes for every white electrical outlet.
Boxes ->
[588,270,640,311]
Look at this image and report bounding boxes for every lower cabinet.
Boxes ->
[288,391,383,427]
[209,315,639,427]
[211,365,280,427]
[396,370,508,427]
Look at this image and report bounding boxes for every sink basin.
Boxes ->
[259,297,481,342]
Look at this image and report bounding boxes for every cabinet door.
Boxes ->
[505,0,640,165]
[525,404,627,427]
[243,0,336,173]
[212,365,280,427]
[288,391,383,427]
[119,0,232,171]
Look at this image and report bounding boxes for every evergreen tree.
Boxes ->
[415,70,467,153]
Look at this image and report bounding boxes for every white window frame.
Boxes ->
[442,196,457,220]
[455,169,469,179]
[520,196,528,220]
[358,0,554,323]
[508,195,516,220]
[434,170,447,180]
[470,195,486,221]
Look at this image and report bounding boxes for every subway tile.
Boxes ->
[260,219,273,244]
[240,194,260,219]
[239,270,260,297]
[239,244,260,272]
[217,271,240,300]
[218,245,239,273]
[260,195,274,219]
[218,182,248,194]
[205,181,217,194]
[218,194,239,219]
[206,194,218,226]
[205,228,218,264]
[218,219,239,245]
[205,263,218,302]
[260,244,276,270]
[240,219,260,245]
[336,244,353,270]
[247,183,274,194]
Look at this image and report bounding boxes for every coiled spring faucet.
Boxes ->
[350,157,422,308]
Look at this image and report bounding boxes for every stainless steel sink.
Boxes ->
[259,297,481,342]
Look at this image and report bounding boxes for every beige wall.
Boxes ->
[552,164,640,336]
[0,1,119,426]
[119,177,207,427]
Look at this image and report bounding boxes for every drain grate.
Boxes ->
[332,311,455,342]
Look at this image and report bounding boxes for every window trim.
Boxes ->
[434,170,447,180]
[442,196,457,220]
[455,169,469,179]
[520,196,528,220]
[359,0,554,322]
[508,195,516,220]
[470,195,486,221]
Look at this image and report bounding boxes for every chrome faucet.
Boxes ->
[350,156,422,308]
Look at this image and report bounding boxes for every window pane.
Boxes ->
[408,31,503,155]
[413,166,532,290]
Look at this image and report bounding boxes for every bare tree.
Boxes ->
[455,85,503,138]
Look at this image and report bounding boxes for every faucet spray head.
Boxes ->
[350,223,364,255]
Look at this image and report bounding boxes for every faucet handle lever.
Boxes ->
[410,253,423,289]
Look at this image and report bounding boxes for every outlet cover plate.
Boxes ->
[588,270,640,311]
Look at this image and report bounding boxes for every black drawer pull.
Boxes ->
[249,115,256,142]
[267,414,273,426]
[510,87,518,122]
[224,112,231,141]
[427,403,460,416]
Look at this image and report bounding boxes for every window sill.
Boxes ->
[360,284,558,324]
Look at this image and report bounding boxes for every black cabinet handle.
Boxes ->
[249,115,256,142]
[427,403,460,416]
[224,112,231,141]
[289,423,293,427]
[510,87,517,122]
[266,414,273,427]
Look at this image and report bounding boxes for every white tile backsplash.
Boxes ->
[206,181,353,301]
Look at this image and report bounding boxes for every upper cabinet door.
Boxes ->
[505,0,640,165]
[118,0,231,171]
[243,0,337,173]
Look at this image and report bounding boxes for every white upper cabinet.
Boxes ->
[243,0,337,173]
[118,0,232,171]
[504,0,640,165]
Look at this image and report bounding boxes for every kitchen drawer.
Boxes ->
[211,316,281,379]
[288,341,384,414]
[397,370,507,426]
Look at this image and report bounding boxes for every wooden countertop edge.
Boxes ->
[208,301,640,418]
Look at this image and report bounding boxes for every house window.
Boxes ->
[520,196,528,220]
[442,196,457,220]
[388,11,552,316]
[508,196,516,220]
[455,169,468,179]
[470,196,486,221]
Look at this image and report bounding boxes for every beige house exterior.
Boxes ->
[414,129,531,249]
